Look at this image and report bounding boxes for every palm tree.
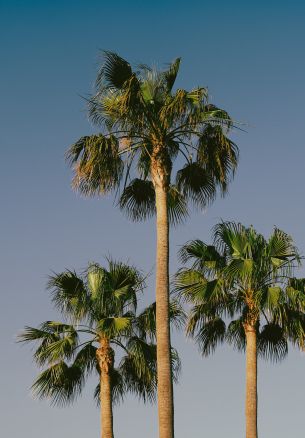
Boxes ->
[175,222,305,438]
[19,260,182,438]
[66,52,239,438]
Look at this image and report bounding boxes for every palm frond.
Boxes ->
[119,178,155,221]
[135,300,186,340]
[226,319,246,352]
[167,185,188,226]
[32,361,85,406]
[66,134,124,196]
[179,240,225,272]
[163,58,181,91]
[258,323,288,362]
[176,162,216,208]
[96,51,133,90]
[48,271,89,321]
[97,316,133,338]
[120,337,157,403]
[188,316,226,356]
[197,124,238,193]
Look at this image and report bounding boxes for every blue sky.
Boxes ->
[1,1,305,437]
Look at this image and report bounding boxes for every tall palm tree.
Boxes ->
[66,52,239,438]
[175,222,305,438]
[19,260,182,438]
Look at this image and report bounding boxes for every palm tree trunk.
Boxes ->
[154,179,174,438]
[96,338,114,438]
[245,325,258,438]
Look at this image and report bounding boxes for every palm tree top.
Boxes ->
[175,222,305,359]
[19,259,183,407]
[66,52,240,224]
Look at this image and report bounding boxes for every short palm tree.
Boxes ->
[175,222,305,438]
[19,260,182,438]
[66,52,239,438]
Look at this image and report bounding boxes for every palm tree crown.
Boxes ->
[66,52,239,221]
[175,222,304,357]
[175,222,305,438]
[19,260,182,407]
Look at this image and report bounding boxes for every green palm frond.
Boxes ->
[96,51,133,90]
[107,259,144,310]
[178,222,303,362]
[86,261,142,319]
[167,185,188,225]
[66,134,124,196]
[19,322,79,366]
[286,278,305,311]
[262,286,283,312]
[135,300,185,340]
[73,343,97,375]
[32,361,85,406]
[119,178,188,225]
[189,316,226,356]
[197,124,238,193]
[174,268,208,302]
[48,271,89,321]
[120,337,157,403]
[170,347,182,383]
[163,58,181,92]
[226,319,246,352]
[97,316,133,338]
[176,162,216,208]
[258,324,288,362]
[179,240,225,272]
[119,178,155,221]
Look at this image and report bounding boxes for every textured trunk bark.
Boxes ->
[245,326,258,438]
[96,338,114,438]
[154,181,174,438]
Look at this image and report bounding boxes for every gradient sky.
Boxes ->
[1,1,305,437]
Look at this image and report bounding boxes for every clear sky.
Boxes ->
[1,1,304,437]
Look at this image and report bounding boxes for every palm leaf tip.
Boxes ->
[164,57,181,91]
[96,51,133,89]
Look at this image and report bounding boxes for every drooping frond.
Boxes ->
[167,185,188,225]
[119,178,188,225]
[119,178,156,221]
[32,361,85,406]
[226,318,246,352]
[188,315,226,356]
[176,162,216,208]
[197,124,239,193]
[66,134,124,196]
[120,337,157,403]
[258,323,288,362]
[73,343,97,376]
